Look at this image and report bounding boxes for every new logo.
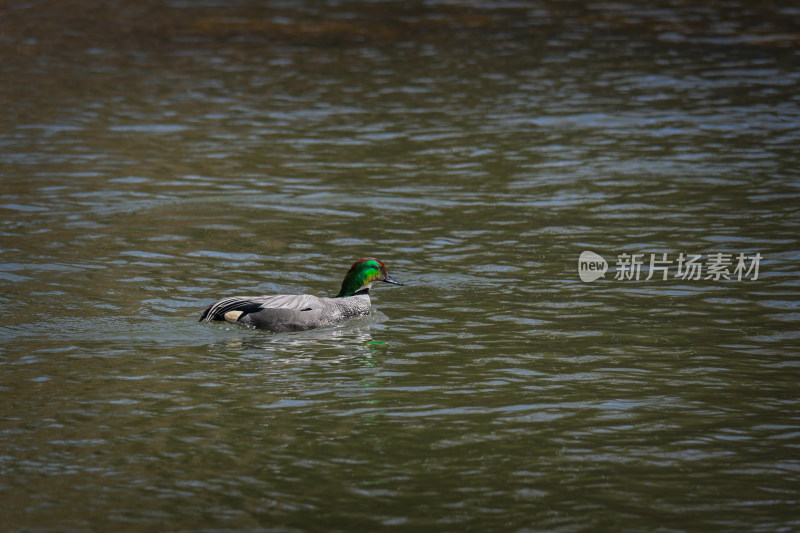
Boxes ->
[578,251,608,282]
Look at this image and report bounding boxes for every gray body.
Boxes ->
[200,292,372,332]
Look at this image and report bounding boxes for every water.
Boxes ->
[2,1,799,531]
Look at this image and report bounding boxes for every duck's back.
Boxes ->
[200,293,372,332]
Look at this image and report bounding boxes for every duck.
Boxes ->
[200,257,403,332]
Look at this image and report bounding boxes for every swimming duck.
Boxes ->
[200,257,403,332]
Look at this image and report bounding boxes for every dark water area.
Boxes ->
[2,1,800,531]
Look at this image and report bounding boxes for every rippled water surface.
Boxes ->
[2,0,799,531]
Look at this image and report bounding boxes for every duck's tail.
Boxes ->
[200,297,262,323]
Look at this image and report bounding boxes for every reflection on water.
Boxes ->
[1,0,799,530]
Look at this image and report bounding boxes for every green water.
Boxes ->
[2,1,799,531]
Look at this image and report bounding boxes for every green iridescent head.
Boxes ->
[336,258,404,298]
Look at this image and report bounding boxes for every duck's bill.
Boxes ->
[382,275,404,286]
